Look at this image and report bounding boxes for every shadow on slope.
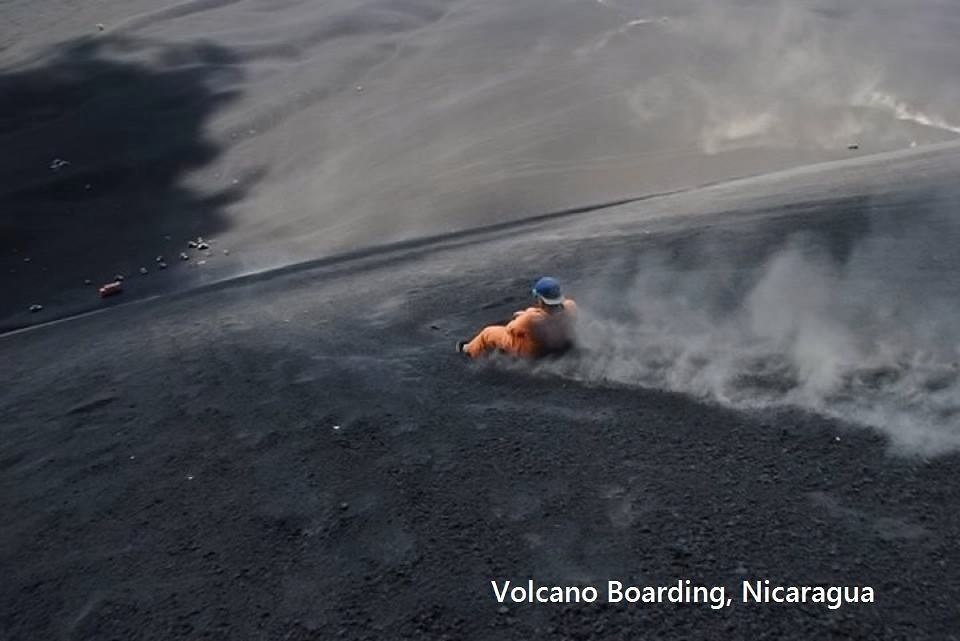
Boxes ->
[0,35,249,326]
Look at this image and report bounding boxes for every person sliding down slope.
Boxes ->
[457,277,578,359]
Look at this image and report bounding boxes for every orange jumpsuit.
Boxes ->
[465,299,578,359]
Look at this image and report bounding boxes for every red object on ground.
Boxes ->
[98,281,123,298]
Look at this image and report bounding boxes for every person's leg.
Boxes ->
[464,325,514,358]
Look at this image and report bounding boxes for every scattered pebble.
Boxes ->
[835,436,842,442]
[96,23,105,31]
[129,455,136,460]
[197,260,207,266]
[139,266,148,275]
[497,606,510,615]
[179,252,190,261]
[84,183,92,190]
[158,261,168,269]
[223,249,230,256]
[155,256,164,263]
[186,474,194,481]
[23,257,31,263]
[847,144,859,150]
[28,304,43,313]
[49,158,70,171]
[332,424,341,431]
[355,85,364,92]
[114,274,124,281]
[339,502,349,510]
[84,279,92,285]
[188,236,210,250]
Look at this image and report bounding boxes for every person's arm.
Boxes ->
[506,309,537,340]
[490,307,536,326]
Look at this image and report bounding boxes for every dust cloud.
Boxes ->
[544,192,960,455]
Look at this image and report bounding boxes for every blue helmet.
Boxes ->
[532,276,564,305]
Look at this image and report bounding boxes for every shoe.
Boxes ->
[456,340,468,354]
